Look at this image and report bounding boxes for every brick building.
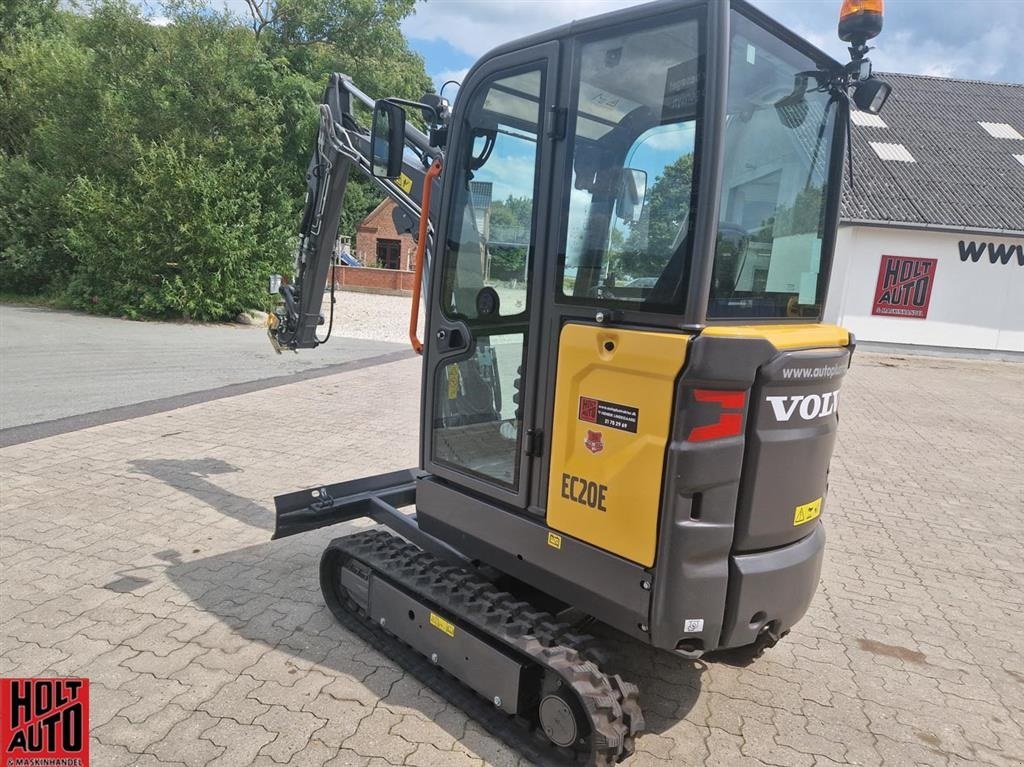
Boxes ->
[355,200,417,271]
[324,199,419,294]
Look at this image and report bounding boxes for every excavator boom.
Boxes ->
[268,74,442,351]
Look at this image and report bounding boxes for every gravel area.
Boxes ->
[328,289,418,345]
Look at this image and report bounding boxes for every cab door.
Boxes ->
[422,42,559,508]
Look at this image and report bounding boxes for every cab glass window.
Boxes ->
[441,70,542,320]
[708,12,840,319]
[558,17,703,310]
[431,67,544,490]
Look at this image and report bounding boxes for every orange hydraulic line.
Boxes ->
[409,157,443,354]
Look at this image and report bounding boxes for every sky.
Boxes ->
[403,0,1024,94]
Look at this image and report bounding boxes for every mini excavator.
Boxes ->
[268,1,890,762]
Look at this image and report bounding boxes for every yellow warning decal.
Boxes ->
[429,612,455,637]
[547,532,562,550]
[397,173,414,195]
[446,365,461,399]
[794,498,823,526]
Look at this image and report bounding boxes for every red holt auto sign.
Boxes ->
[871,255,937,319]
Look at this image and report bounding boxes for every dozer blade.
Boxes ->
[319,529,645,765]
[272,469,419,540]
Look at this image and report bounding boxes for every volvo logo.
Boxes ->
[765,391,840,422]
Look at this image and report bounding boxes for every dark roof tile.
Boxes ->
[841,73,1024,232]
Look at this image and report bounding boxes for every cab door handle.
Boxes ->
[435,323,471,354]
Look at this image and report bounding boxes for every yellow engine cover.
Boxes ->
[546,323,689,567]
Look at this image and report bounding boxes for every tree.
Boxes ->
[0,0,432,319]
[621,154,694,275]
[488,195,532,235]
[236,0,429,111]
[762,185,826,238]
[0,0,59,46]
[220,0,433,269]
[64,141,291,319]
[0,157,69,292]
[487,196,532,278]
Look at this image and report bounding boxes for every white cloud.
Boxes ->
[147,15,173,27]
[635,123,695,152]
[479,151,538,202]
[432,67,470,96]
[407,0,1023,84]
[404,1,635,58]
[871,28,1018,81]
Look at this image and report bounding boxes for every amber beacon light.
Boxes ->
[839,0,884,45]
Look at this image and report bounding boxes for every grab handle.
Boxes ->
[409,158,443,354]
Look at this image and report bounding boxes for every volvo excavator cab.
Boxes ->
[269,0,889,762]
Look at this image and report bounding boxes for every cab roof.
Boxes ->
[471,0,842,79]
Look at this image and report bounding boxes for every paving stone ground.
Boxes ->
[1,348,1022,766]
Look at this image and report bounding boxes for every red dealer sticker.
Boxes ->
[1,678,89,767]
[871,255,937,319]
[578,396,639,433]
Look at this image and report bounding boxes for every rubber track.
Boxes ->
[320,529,645,766]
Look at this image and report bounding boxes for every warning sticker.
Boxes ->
[397,172,414,195]
[446,365,461,399]
[578,397,638,433]
[794,498,823,526]
[547,532,563,550]
[429,612,455,637]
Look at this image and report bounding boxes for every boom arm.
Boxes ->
[269,74,443,351]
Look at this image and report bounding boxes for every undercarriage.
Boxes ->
[320,530,643,764]
[275,472,648,764]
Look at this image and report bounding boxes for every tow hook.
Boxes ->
[752,624,788,658]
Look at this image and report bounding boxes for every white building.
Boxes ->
[826,74,1023,353]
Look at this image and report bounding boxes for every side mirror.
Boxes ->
[615,168,647,223]
[371,100,406,179]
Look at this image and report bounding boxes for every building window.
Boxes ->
[376,239,401,270]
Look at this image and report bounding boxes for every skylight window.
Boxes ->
[851,110,888,128]
[869,142,915,163]
[979,122,1023,140]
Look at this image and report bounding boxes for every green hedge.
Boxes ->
[0,0,429,321]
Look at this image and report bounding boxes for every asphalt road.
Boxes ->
[0,305,408,436]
